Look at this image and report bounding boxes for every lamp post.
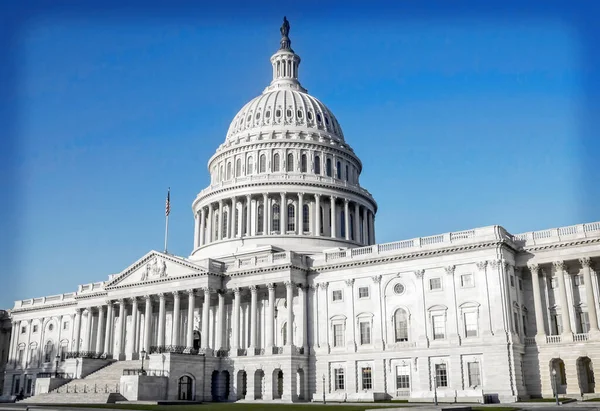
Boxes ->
[54,354,60,378]
[322,374,326,404]
[552,368,559,405]
[140,349,147,375]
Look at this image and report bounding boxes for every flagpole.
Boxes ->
[164,187,170,254]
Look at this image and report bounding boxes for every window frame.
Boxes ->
[361,366,373,390]
[429,277,443,291]
[467,361,481,387]
[334,367,345,390]
[332,289,343,302]
[460,273,474,288]
[358,286,370,299]
[435,363,448,388]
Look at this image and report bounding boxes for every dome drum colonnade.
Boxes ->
[190,17,376,257]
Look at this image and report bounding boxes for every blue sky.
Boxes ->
[0,1,598,308]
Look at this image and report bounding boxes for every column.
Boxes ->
[281,192,287,234]
[217,200,223,240]
[199,208,206,247]
[184,290,195,353]
[553,261,572,335]
[362,207,368,244]
[228,200,234,238]
[249,286,258,353]
[117,299,127,357]
[73,308,82,352]
[194,211,200,249]
[298,284,307,350]
[368,210,375,244]
[207,204,213,243]
[315,194,321,236]
[285,282,294,347]
[527,264,547,336]
[231,196,237,238]
[266,196,272,234]
[354,203,360,243]
[8,321,18,365]
[298,193,304,234]
[126,298,138,359]
[143,295,152,352]
[330,196,337,238]
[82,309,92,351]
[246,195,252,236]
[266,284,275,350]
[215,291,225,351]
[172,291,181,346]
[371,275,383,349]
[103,302,113,356]
[157,293,166,347]
[580,257,599,333]
[344,199,350,240]
[95,306,105,355]
[231,288,241,354]
[345,279,356,350]
[201,288,210,350]
[262,194,268,234]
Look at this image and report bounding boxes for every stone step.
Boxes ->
[21,393,127,404]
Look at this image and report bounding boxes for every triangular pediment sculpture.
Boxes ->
[104,250,206,288]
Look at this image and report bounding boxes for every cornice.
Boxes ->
[312,241,501,272]
[519,237,600,253]
[11,300,77,314]
[75,291,108,300]
[225,263,308,278]
[105,270,221,291]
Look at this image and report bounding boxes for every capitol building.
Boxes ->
[1,19,600,404]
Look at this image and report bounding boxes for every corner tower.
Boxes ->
[190,18,377,259]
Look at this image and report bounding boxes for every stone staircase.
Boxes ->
[21,360,143,404]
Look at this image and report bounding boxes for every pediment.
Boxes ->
[105,250,206,289]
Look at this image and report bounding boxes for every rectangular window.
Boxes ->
[33,325,38,333]
[359,321,371,345]
[519,278,523,291]
[17,349,24,365]
[513,312,520,335]
[332,290,343,302]
[396,364,410,395]
[551,314,563,335]
[432,315,445,340]
[435,364,448,387]
[523,315,528,336]
[358,286,369,299]
[575,275,585,286]
[26,375,33,395]
[361,367,373,390]
[333,324,344,347]
[510,275,515,287]
[429,278,442,291]
[460,274,473,288]
[578,312,590,333]
[21,326,26,334]
[467,362,481,387]
[334,368,345,390]
[464,312,478,337]
[63,322,69,330]
[551,277,558,289]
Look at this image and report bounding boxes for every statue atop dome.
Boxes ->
[279,16,293,51]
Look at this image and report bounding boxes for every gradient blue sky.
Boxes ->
[0,1,599,309]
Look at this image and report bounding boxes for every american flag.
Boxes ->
[165,188,171,217]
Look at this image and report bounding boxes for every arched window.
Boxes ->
[394,309,409,342]
[247,157,253,175]
[226,162,232,180]
[273,153,280,172]
[303,204,310,233]
[219,165,224,181]
[301,154,307,172]
[236,158,242,177]
[326,158,332,177]
[259,154,266,173]
[320,206,324,234]
[272,204,280,232]
[350,214,355,240]
[314,155,321,174]
[222,211,228,238]
[44,340,53,363]
[336,161,342,179]
[257,205,264,234]
[288,204,295,232]
[340,210,346,238]
[287,153,294,172]
[282,323,287,346]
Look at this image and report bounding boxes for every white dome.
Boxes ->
[226,88,345,142]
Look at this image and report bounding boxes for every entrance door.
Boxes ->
[178,376,193,400]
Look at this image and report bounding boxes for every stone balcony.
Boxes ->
[524,332,592,346]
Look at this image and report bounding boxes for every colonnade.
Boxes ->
[194,192,375,249]
[527,257,599,338]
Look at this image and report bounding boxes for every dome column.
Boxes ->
[298,193,304,234]
[199,208,206,247]
[369,210,376,244]
[362,207,368,245]
[281,192,287,234]
[217,200,224,241]
[231,196,237,238]
[228,201,233,239]
[246,195,252,237]
[207,204,214,244]
[262,193,269,234]
[344,199,350,241]
[354,203,360,243]
[193,212,200,249]
[330,196,337,239]
[315,194,321,236]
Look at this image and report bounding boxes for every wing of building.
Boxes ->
[2,18,600,404]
